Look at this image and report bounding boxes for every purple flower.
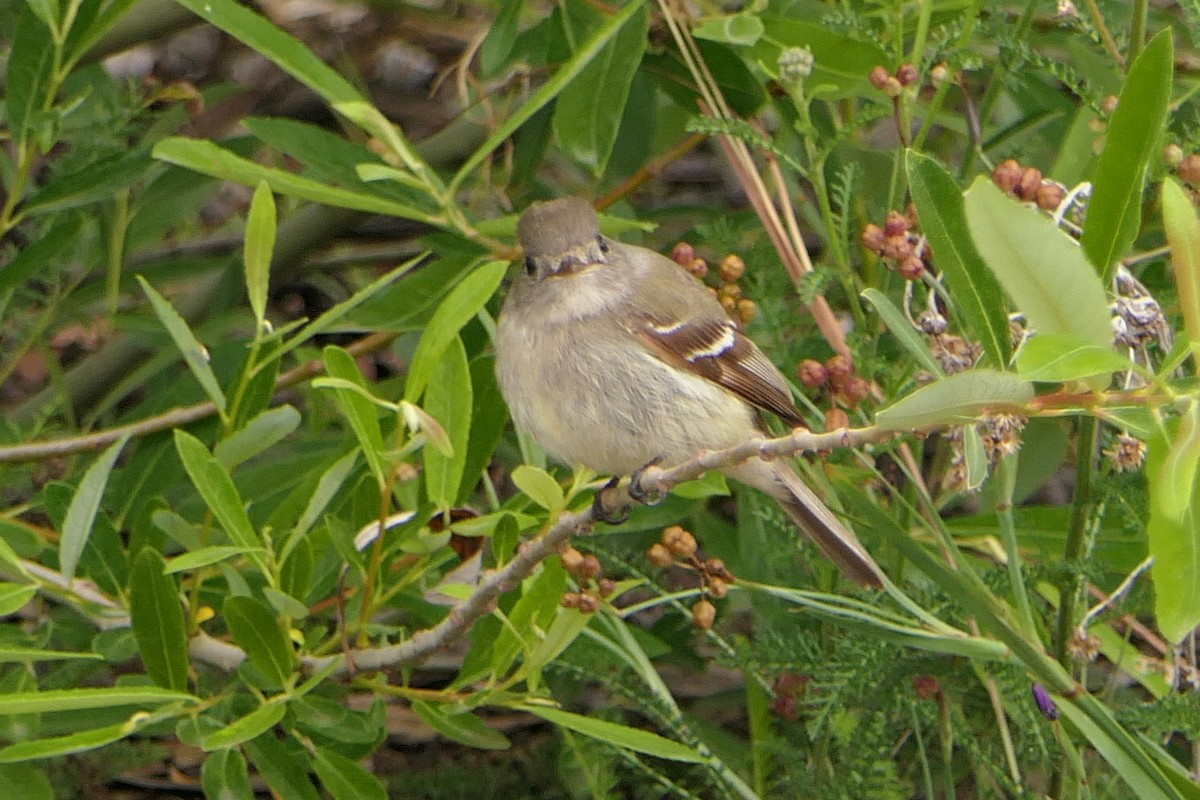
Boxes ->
[1032,684,1059,720]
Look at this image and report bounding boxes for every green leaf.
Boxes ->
[200,702,287,751]
[906,152,1011,368]
[0,719,144,763]
[0,215,83,296]
[1016,334,1130,382]
[224,596,293,687]
[244,181,275,332]
[1056,699,1176,800]
[281,450,357,562]
[963,178,1111,348]
[163,546,266,574]
[0,763,53,800]
[152,138,433,221]
[748,18,888,100]
[1080,30,1173,279]
[138,276,227,412]
[173,431,266,571]
[129,549,190,691]
[423,336,473,510]
[0,687,193,714]
[262,587,308,619]
[412,702,511,750]
[22,0,58,32]
[692,13,763,46]
[279,537,313,602]
[860,288,945,377]
[59,434,129,583]
[553,4,650,176]
[405,260,507,402]
[321,347,388,486]
[0,585,37,617]
[312,748,388,800]
[1162,177,1200,353]
[243,733,321,800]
[23,149,153,216]
[1146,404,1200,643]
[875,370,1034,431]
[5,7,53,143]
[511,465,565,512]
[0,647,101,663]
[451,0,649,191]
[201,748,254,800]
[515,705,708,763]
[480,0,523,75]
[214,406,301,470]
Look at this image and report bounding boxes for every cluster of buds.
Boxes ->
[980,413,1026,465]
[770,673,809,721]
[560,546,617,614]
[646,525,736,630]
[868,63,919,97]
[918,311,982,376]
[672,243,758,325]
[797,354,871,410]
[991,159,1066,213]
[861,208,929,281]
[1165,144,1200,186]
[1103,431,1146,473]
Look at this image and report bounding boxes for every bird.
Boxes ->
[494,197,885,588]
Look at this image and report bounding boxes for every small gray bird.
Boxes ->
[495,197,884,587]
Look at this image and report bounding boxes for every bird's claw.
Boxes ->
[629,457,665,506]
[592,476,630,524]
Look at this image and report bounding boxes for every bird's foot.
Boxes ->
[629,457,666,506]
[592,476,630,524]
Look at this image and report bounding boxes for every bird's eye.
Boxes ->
[524,256,536,276]
[597,236,609,253]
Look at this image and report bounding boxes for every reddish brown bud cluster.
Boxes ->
[646,526,736,629]
[673,244,758,325]
[861,207,929,281]
[1178,153,1200,186]
[868,63,918,96]
[560,546,617,613]
[991,159,1066,212]
[796,355,871,415]
[770,673,810,720]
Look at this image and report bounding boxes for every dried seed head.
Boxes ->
[992,159,1022,194]
[1104,432,1146,472]
[703,557,734,581]
[662,525,697,558]
[916,309,948,336]
[861,223,886,252]
[580,554,603,580]
[1015,166,1043,201]
[719,253,746,282]
[692,599,716,630]
[825,355,854,387]
[708,577,729,599]
[561,547,585,575]
[577,593,601,614]
[1036,181,1065,212]
[647,543,674,567]
[797,359,829,388]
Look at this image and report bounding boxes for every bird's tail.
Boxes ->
[728,460,886,588]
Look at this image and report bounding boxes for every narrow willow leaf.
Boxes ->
[244,181,275,332]
[515,705,708,763]
[201,749,254,800]
[1015,334,1131,383]
[173,431,265,573]
[0,762,53,800]
[138,276,227,412]
[1055,700,1175,800]
[200,702,287,751]
[860,288,944,377]
[214,406,301,470]
[1146,405,1200,643]
[5,7,53,143]
[312,748,388,800]
[163,546,265,574]
[224,596,293,687]
[962,425,988,492]
[0,687,193,714]
[963,178,1111,348]
[405,260,506,402]
[1080,30,1173,279]
[1162,177,1200,353]
[511,465,565,512]
[906,152,1011,367]
[480,0,523,75]
[0,648,102,663]
[412,702,510,750]
[59,433,129,583]
[129,549,190,692]
[875,370,1034,430]
[243,733,321,800]
[321,347,387,486]
[0,720,138,763]
[0,585,37,617]
[423,336,472,510]
[280,450,357,562]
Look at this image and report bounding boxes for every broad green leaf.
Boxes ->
[0,763,52,800]
[553,4,650,176]
[490,557,567,677]
[313,748,388,800]
[200,702,287,751]
[243,733,321,800]
[174,0,361,106]
[23,149,153,216]
[23,0,58,31]
[451,0,649,190]
[244,181,275,332]
[0,719,143,763]
[515,705,708,763]
[279,537,313,602]
[1146,405,1200,643]
[0,647,101,663]
[214,406,301,470]
[1080,30,1173,279]
[405,260,506,401]
[1162,177,1200,353]
[692,13,763,46]
[173,431,266,572]
[0,585,37,617]
[5,7,53,143]
[59,434,129,583]
[412,702,510,750]
[1016,334,1130,382]
[0,687,193,714]
[1056,699,1176,800]
[129,549,190,692]
[163,546,265,574]
[860,288,945,377]
[201,749,254,800]
[875,370,1034,431]
[138,277,227,412]
[906,152,1011,368]
[524,607,593,674]
[480,0,523,75]
[423,336,472,510]
[262,587,308,619]
[152,138,433,221]
[321,347,387,486]
[511,465,565,512]
[964,178,1111,348]
[224,596,293,687]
